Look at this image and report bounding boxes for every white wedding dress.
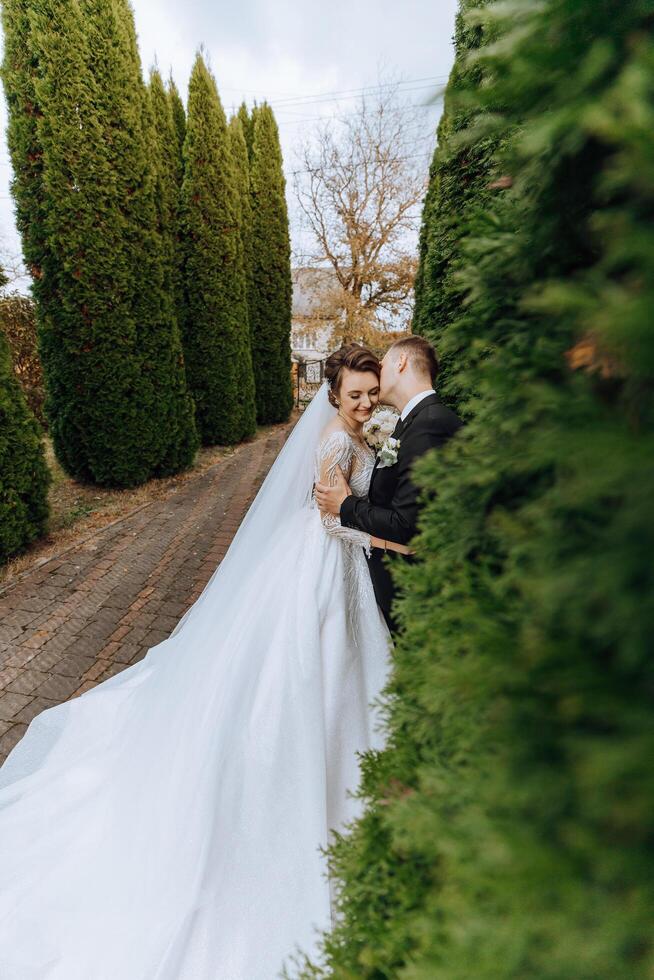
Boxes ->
[0,383,392,980]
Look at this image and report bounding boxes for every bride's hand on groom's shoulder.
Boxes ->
[314,465,352,515]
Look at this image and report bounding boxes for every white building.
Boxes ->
[291,267,337,365]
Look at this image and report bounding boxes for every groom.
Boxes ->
[315,335,462,633]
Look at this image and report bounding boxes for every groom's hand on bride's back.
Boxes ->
[314,465,352,516]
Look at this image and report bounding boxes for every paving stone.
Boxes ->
[128,647,148,666]
[34,672,90,702]
[144,629,171,648]
[21,648,65,673]
[0,625,23,644]
[5,669,50,695]
[0,609,41,629]
[0,723,28,758]
[34,634,77,658]
[13,696,57,726]
[0,666,21,687]
[75,619,120,642]
[14,595,56,613]
[0,691,33,721]
[80,659,112,683]
[19,630,52,650]
[97,662,130,682]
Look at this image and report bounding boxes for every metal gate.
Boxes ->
[294,358,326,407]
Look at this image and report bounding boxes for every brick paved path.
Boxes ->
[0,421,293,765]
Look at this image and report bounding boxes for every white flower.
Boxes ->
[363,406,400,450]
[377,435,400,469]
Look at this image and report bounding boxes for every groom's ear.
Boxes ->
[397,353,409,374]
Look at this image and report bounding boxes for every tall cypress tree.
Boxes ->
[0,267,50,563]
[1,0,197,487]
[295,0,654,977]
[180,54,256,444]
[237,101,255,162]
[229,115,255,349]
[166,75,190,363]
[19,0,147,485]
[147,67,199,473]
[167,75,186,161]
[148,69,180,339]
[103,0,198,479]
[249,103,293,424]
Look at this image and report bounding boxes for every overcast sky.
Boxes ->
[0,0,458,293]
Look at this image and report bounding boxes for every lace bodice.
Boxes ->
[313,428,375,553]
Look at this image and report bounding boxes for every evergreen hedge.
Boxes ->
[294,1,654,977]
[1,0,197,487]
[180,54,256,444]
[168,75,186,161]
[412,0,496,412]
[147,67,199,474]
[0,271,50,563]
[237,101,255,162]
[166,74,191,370]
[100,0,199,480]
[229,115,255,352]
[249,103,294,424]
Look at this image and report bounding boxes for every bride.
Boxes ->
[0,343,409,979]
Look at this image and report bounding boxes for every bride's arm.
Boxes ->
[315,431,372,554]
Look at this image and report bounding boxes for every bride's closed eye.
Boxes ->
[351,388,379,395]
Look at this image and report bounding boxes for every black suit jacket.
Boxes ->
[340,393,462,631]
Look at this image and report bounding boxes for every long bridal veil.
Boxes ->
[169,381,336,641]
[0,383,390,980]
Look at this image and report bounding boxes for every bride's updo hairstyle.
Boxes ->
[324,344,380,408]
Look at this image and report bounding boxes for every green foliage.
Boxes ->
[249,103,293,424]
[0,282,50,562]
[229,115,255,350]
[166,74,191,375]
[1,0,198,487]
[101,0,199,480]
[0,293,45,425]
[413,0,497,411]
[147,67,199,474]
[296,0,654,977]
[167,74,186,160]
[1,0,65,460]
[237,101,255,162]
[180,54,256,444]
[0,0,51,384]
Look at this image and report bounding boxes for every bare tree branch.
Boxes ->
[293,81,429,348]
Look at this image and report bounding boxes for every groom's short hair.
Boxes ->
[388,335,439,382]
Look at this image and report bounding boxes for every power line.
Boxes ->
[269,84,447,113]
[225,78,447,116]
[284,150,434,179]
[221,86,304,97]
[275,99,443,126]
[223,78,442,100]
[265,75,449,108]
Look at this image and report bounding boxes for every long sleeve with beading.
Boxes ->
[313,430,372,555]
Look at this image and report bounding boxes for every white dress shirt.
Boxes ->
[400,389,435,423]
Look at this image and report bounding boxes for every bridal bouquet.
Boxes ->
[363,406,400,451]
